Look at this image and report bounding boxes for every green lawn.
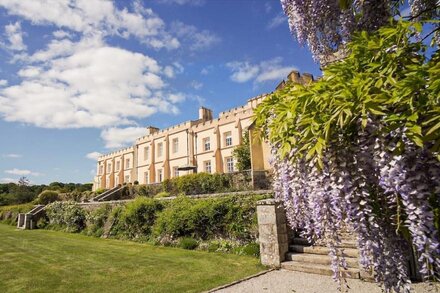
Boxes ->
[0,224,264,292]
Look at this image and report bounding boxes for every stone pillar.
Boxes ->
[17,213,25,229]
[257,199,289,267]
[24,213,33,229]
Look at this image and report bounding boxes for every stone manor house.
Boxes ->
[93,71,314,191]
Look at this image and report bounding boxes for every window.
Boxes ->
[125,158,130,169]
[172,138,179,153]
[99,165,103,175]
[173,167,179,178]
[144,171,149,184]
[106,179,110,189]
[107,163,111,173]
[116,161,120,172]
[115,177,119,185]
[144,146,149,161]
[157,169,163,182]
[125,175,130,183]
[203,137,210,151]
[226,157,234,173]
[157,142,163,157]
[224,131,232,147]
[204,161,212,173]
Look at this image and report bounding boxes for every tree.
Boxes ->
[280,0,440,64]
[256,21,439,291]
[232,131,251,171]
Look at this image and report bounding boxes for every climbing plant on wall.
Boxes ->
[256,21,440,292]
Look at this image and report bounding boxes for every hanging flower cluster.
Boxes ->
[256,21,440,292]
[279,0,440,64]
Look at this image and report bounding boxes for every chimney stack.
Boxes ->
[146,126,159,135]
[199,107,213,121]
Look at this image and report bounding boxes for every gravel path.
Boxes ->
[213,270,439,293]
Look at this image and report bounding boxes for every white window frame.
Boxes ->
[144,146,149,161]
[203,137,210,151]
[157,142,163,157]
[157,169,163,182]
[116,161,120,172]
[225,131,232,147]
[107,163,111,173]
[125,158,130,169]
[99,165,103,175]
[204,160,212,173]
[172,138,179,154]
[125,175,130,183]
[226,157,234,173]
[144,171,149,184]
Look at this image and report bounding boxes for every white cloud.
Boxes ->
[5,168,41,176]
[2,153,22,158]
[52,30,72,39]
[0,0,179,50]
[0,35,184,128]
[0,177,17,183]
[267,13,287,30]
[0,80,8,86]
[226,61,260,83]
[171,21,220,51]
[86,151,102,160]
[100,127,147,149]
[190,80,203,90]
[156,0,205,5]
[200,65,213,75]
[163,62,184,78]
[227,57,296,84]
[264,2,272,13]
[3,21,26,51]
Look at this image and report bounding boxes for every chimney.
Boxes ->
[199,107,213,121]
[146,126,159,135]
[287,70,301,83]
[301,73,314,84]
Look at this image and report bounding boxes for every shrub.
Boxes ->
[154,191,171,198]
[35,190,60,205]
[45,201,87,232]
[95,188,106,195]
[240,242,260,257]
[133,180,139,185]
[118,197,163,238]
[152,195,263,241]
[178,237,198,250]
[85,204,112,237]
[0,203,33,225]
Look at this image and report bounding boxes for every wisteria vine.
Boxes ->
[271,123,439,292]
[279,0,440,64]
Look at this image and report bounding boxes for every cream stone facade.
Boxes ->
[93,96,269,191]
[93,71,313,191]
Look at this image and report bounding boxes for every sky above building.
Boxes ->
[0,0,321,185]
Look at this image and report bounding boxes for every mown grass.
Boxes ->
[0,224,264,292]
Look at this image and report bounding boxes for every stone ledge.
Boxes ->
[257,198,282,206]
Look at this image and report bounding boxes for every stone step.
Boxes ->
[286,252,359,268]
[292,237,357,249]
[290,245,359,258]
[281,261,360,279]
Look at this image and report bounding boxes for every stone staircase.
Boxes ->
[281,236,362,279]
[92,186,123,202]
[17,204,46,229]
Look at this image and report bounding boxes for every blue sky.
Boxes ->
[0,0,320,184]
